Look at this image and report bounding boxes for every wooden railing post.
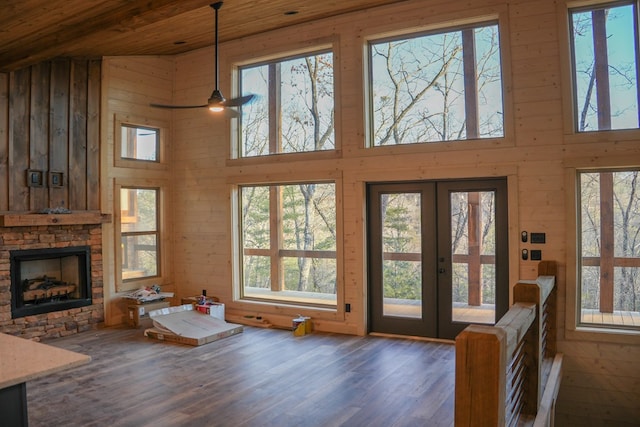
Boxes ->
[455,261,559,427]
[455,326,507,427]
[513,260,557,415]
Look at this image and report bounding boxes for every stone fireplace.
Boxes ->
[0,214,106,339]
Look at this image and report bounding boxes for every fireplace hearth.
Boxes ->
[10,246,92,318]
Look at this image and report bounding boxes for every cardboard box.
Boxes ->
[127,300,170,327]
[195,302,224,320]
[144,304,242,346]
[181,296,219,305]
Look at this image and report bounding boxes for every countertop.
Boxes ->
[0,333,91,389]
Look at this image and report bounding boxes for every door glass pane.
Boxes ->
[450,191,496,324]
[381,193,422,318]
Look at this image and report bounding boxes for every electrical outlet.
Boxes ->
[531,250,542,261]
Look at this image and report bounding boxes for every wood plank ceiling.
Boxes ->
[0,0,408,72]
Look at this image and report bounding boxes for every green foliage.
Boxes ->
[242,183,336,297]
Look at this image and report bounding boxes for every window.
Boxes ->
[120,124,159,162]
[238,51,335,157]
[119,187,160,282]
[114,117,167,170]
[569,1,639,132]
[578,169,640,329]
[240,183,337,306]
[368,22,504,146]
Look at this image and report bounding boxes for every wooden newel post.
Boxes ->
[455,326,507,427]
[513,260,557,415]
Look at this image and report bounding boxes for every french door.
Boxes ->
[367,179,508,340]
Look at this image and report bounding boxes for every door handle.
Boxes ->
[439,267,446,274]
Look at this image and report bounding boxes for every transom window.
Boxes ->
[368,21,504,146]
[120,124,159,162]
[239,183,337,306]
[578,169,640,330]
[569,1,639,132]
[238,51,335,157]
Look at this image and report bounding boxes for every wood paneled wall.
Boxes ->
[0,59,101,212]
[101,0,640,425]
[101,55,175,326]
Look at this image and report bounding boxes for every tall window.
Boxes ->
[368,22,504,146]
[238,51,335,157]
[240,183,337,306]
[579,169,640,329]
[570,1,639,132]
[120,187,160,282]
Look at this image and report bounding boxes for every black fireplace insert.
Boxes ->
[10,246,92,318]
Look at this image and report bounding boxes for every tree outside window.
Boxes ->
[239,51,335,157]
[579,170,640,329]
[240,183,337,306]
[120,187,159,281]
[369,22,504,145]
[570,1,639,132]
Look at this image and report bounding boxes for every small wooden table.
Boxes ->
[0,333,91,426]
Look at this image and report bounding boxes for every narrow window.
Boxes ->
[579,169,640,329]
[368,22,504,146]
[239,51,335,157]
[570,2,639,132]
[240,183,337,306]
[120,187,160,282]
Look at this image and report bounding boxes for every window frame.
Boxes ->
[566,165,640,344]
[115,181,167,292]
[568,0,640,133]
[236,48,337,159]
[114,115,168,170]
[366,19,506,147]
[236,180,339,309]
[560,0,640,143]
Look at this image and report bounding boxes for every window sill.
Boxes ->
[565,324,640,345]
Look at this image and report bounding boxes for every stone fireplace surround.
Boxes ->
[0,219,105,340]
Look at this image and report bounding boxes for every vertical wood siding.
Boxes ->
[0,58,100,212]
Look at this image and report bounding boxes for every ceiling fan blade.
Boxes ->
[150,103,208,109]
[150,4,251,120]
[222,94,256,107]
[223,108,240,119]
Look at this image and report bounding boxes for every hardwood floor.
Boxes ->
[27,325,455,427]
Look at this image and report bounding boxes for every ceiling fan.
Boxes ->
[150,2,254,117]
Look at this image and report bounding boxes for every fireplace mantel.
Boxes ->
[0,211,111,227]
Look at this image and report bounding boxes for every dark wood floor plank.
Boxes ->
[27,326,454,427]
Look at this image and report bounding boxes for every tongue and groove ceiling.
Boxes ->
[0,0,407,72]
